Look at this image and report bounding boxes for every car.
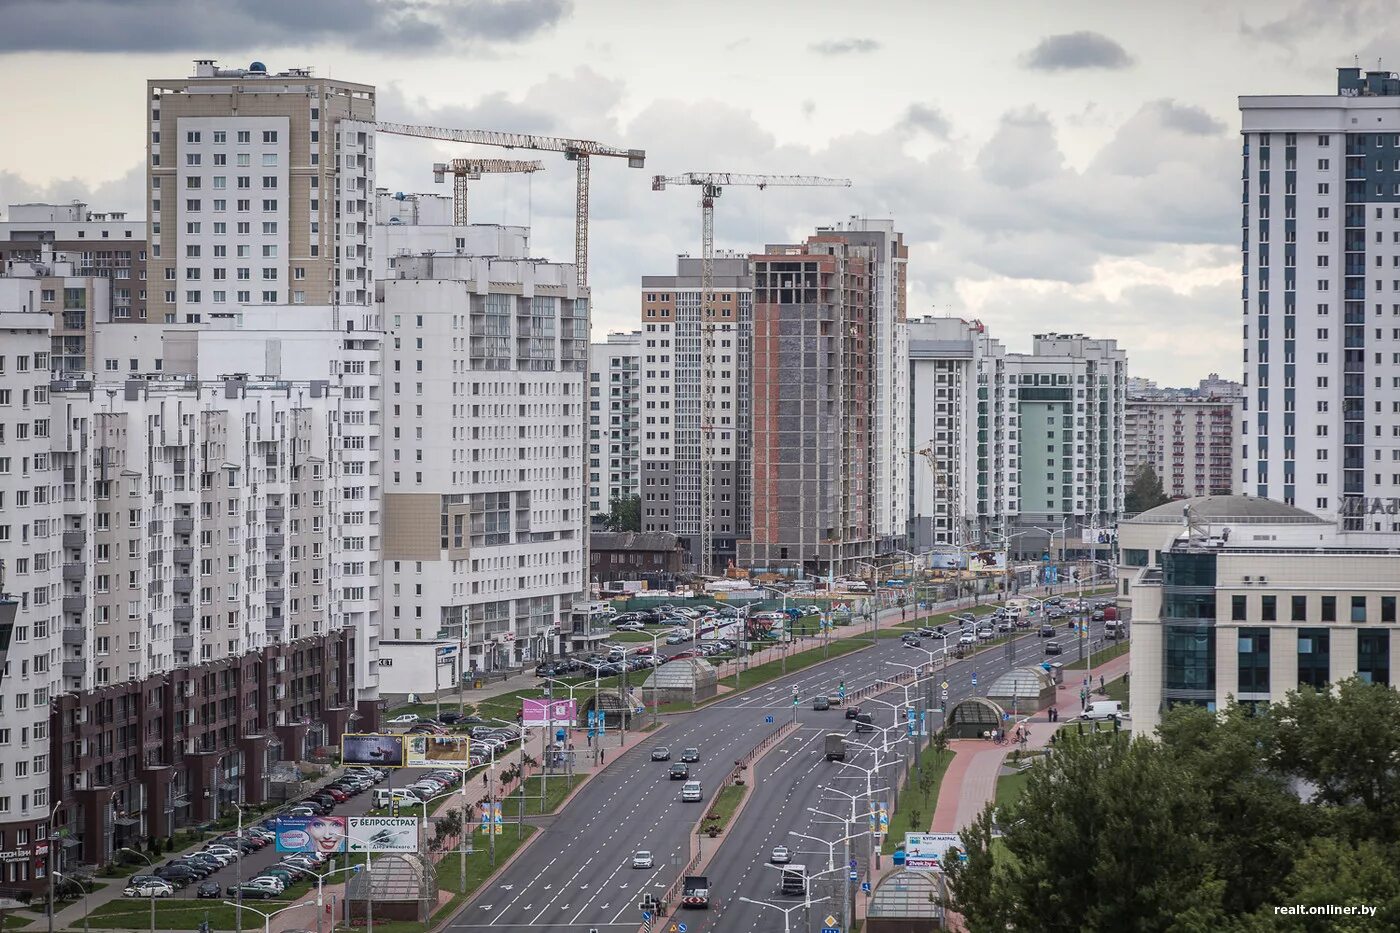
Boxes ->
[227,883,278,900]
[195,880,222,899]
[651,746,671,761]
[903,638,921,648]
[917,627,937,637]
[977,628,995,642]
[812,695,831,711]
[632,850,655,869]
[203,844,242,860]
[1039,624,1057,637]
[770,845,792,864]
[1045,641,1063,655]
[680,747,700,763]
[386,714,420,725]
[124,879,174,898]
[958,632,976,646]
[321,787,349,803]
[249,876,287,893]
[1091,610,1106,622]
[286,805,317,818]
[844,705,863,720]
[669,762,690,780]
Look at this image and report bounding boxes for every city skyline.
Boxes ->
[1,0,1388,382]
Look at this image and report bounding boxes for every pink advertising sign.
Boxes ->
[522,698,577,727]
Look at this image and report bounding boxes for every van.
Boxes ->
[372,788,422,809]
[853,713,876,733]
[681,780,703,802]
[1082,700,1124,721]
[779,864,808,896]
[1104,620,1125,639]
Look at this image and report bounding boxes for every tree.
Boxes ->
[1125,463,1169,514]
[601,495,640,532]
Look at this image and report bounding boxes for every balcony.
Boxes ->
[266,617,285,634]
[173,517,194,534]
[63,530,87,548]
[63,595,86,613]
[265,560,285,577]
[172,546,194,564]
[265,506,285,521]
[173,577,193,595]
[172,605,193,623]
[266,588,285,605]
[265,533,285,549]
[62,660,86,678]
[62,627,86,646]
[147,519,163,536]
[172,634,194,652]
[63,562,85,581]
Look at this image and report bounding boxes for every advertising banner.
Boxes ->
[274,816,347,854]
[967,550,1006,573]
[522,698,577,727]
[341,733,406,768]
[406,733,473,769]
[346,817,418,853]
[1082,527,1117,546]
[904,832,965,871]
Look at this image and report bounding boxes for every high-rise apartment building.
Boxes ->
[1240,67,1400,530]
[377,248,587,680]
[1124,394,1240,499]
[147,60,376,324]
[639,256,753,570]
[588,331,642,517]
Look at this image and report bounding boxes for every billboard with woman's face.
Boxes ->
[274,816,347,854]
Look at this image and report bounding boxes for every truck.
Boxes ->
[824,733,847,761]
[779,864,808,897]
[681,875,710,909]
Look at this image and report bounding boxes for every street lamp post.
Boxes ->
[53,873,91,933]
[45,800,61,933]
[231,800,245,933]
[221,899,316,933]
[789,824,869,933]
[117,849,157,933]
[738,895,830,933]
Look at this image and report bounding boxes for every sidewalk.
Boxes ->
[930,650,1130,835]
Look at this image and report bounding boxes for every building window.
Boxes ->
[1164,625,1215,693]
[1297,628,1330,690]
[1237,628,1270,693]
[1358,629,1390,686]
[1321,596,1336,622]
[1231,595,1247,621]
[1261,595,1276,622]
[1384,596,1397,624]
[1350,596,1368,623]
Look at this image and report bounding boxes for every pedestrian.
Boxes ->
[1099,674,1105,691]
[600,748,605,764]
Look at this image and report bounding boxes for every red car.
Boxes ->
[669,651,697,660]
[322,787,349,803]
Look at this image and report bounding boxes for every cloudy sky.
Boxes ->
[0,0,1388,382]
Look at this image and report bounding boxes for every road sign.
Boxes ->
[765,715,774,724]
[861,881,872,894]
[849,869,859,880]
[940,680,949,690]
[971,671,978,686]
[641,911,652,921]
[676,923,687,933]
[825,915,839,927]
[849,858,858,870]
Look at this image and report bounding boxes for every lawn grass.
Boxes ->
[893,603,997,631]
[83,880,315,932]
[703,783,747,831]
[1102,676,1129,709]
[499,773,582,817]
[1063,639,1129,670]
[994,768,1032,813]
[881,749,954,854]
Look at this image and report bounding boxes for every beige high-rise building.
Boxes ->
[147,60,376,325]
[1124,395,1240,500]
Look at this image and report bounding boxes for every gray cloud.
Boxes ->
[1153,100,1226,136]
[1020,31,1133,71]
[901,103,951,138]
[810,38,881,56]
[0,0,571,53]
[0,165,146,218]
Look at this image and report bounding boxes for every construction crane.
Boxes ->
[651,172,852,576]
[918,443,962,551]
[432,158,545,225]
[377,121,645,287]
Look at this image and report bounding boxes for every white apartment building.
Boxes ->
[377,249,587,683]
[1240,66,1400,530]
[589,331,642,516]
[0,311,63,891]
[639,255,753,571]
[907,316,1006,549]
[147,60,376,324]
[1121,494,1400,737]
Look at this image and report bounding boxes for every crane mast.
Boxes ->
[652,172,851,576]
[432,158,545,225]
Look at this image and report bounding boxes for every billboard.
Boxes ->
[406,733,473,769]
[968,550,1006,573]
[1082,527,1117,546]
[522,698,577,727]
[346,817,418,853]
[341,733,406,768]
[274,816,348,854]
[904,832,966,871]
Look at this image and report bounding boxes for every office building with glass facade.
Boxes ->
[1120,494,1400,736]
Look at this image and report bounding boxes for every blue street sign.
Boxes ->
[849,869,859,880]
[971,671,978,686]
[1002,712,1010,721]
[677,924,687,933]
[824,928,841,933]
[765,715,775,724]
[861,881,872,893]
[556,728,566,743]
[849,858,858,869]
[642,911,652,921]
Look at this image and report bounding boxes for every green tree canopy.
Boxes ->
[1125,462,1170,514]
[600,494,640,532]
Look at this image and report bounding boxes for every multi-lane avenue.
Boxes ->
[448,600,1110,932]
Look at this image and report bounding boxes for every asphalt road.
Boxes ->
[447,595,1112,933]
[684,620,1110,933]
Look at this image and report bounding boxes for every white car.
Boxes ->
[124,879,174,898]
[203,845,241,860]
[616,622,646,632]
[958,632,976,646]
[770,846,792,864]
[631,850,654,869]
[977,628,995,642]
[386,714,419,725]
